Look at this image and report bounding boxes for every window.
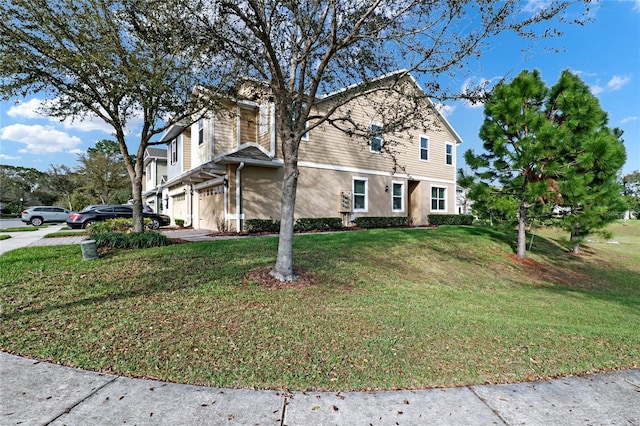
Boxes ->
[420,136,429,161]
[259,104,268,135]
[146,164,152,181]
[392,182,404,212]
[301,121,309,141]
[353,178,368,211]
[370,124,382,153]
[445,143,453,165]
[198,118,204,145]
[170,139,178,164]
[431,187,446,211]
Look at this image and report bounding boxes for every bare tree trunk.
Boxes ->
[131,176,144,232]
[570,224,581,254]
[271,136,300,281]
[517,201,528,259]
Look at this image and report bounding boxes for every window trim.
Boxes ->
[419,135,429,162]
[353,177,368,212]
[391,180,404,213]
[370,123,382,153]
[431,185,447,212]
[259,103,269,136]
[445,142,453,166]
[198,118,204,146]
[170,139,178,165]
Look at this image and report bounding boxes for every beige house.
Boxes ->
[146,73,462,231]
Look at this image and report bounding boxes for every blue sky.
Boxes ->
[1,0,639,176]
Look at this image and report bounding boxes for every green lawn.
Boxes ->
[1,222,638,391]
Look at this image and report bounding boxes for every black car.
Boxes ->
[67,204,171,229]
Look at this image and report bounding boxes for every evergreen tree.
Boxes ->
[465,70,626,258]
[546,71,626,253]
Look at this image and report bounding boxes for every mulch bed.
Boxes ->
[246,266,318,290]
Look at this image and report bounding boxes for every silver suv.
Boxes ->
[21,206,71,226]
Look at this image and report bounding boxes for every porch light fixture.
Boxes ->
[385,185,389,192]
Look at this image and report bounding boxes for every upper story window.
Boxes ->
[259,104,269,135]
[420,136,429,161]
[198,118,204,145]
[445,143,453,165]
[170,139,178,165]
[370,124,382,153]
[353,177,368,212]
[146,163,152,181]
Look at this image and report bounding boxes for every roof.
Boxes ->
[145,147,167,159]
[214,143,284,168]
[318,70,462,145]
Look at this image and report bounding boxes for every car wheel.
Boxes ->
[150,218,160,230]
[83,220,96,229]
[30,217,43,226]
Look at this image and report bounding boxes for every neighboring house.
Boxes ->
[141,147,167,213]
[149,72,462,231]
[456,185,473,215]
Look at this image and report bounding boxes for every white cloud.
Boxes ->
[620,116,638,124]
[461,77,499,109]
[523,0,551,13]
[7,97,114,134]
[59,116,114,133]
[634,0,640,12]
[7,98,50,119]
[0,124,82,154]
[435,103,455,118]
[589,84,604,95]
[606,75,631,91]
[0,153,20,160]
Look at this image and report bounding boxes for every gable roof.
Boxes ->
[319,70,462,144]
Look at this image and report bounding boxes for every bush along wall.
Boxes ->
[427,214,474,226]
[354,216,409,229]
[295,217,343,232]
[245,219,281,233]
[245,218,344,233]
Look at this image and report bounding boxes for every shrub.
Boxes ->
[175,218,185,227]
[427,214,474,226]
[245,219,280,233]
[91,231,171,249]
[354,216,408,229]
[87,218,153,235]
[295,217,343,232]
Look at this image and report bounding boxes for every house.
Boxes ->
[141,147,167,213]
[145,72,462,231]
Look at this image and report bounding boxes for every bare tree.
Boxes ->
[0,0,234,231]
[192,0,591,280]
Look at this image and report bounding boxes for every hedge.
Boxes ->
[427,214,474,226]
[90,231,172,249]
[245,219,281,233]
[295,217,343,232]
[245,217,344,233]
[354,216,408,229]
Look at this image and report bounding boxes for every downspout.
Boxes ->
[236,162,245,232]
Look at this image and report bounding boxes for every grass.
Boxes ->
[0,226,42,232]
[1,221,638,391]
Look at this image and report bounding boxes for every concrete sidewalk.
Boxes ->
[0,226,220,256]
[0,224,69,255]
[1,353,638,425]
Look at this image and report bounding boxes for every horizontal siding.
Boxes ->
[298,94,457,183]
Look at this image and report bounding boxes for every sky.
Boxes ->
[1,0,639,177]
